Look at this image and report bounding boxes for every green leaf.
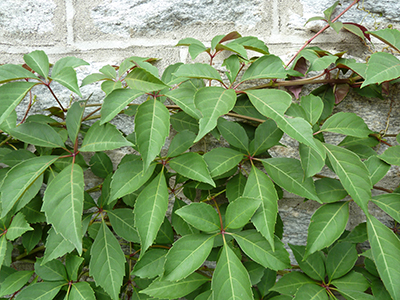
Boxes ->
[65,254,84,281]
[0,235,7,268]
[23,50,49,79]
[132,248,167,278]
[225,196,261,229]
[194,87,236,143]
[337,290,373,300]
[51,57,89,77]
[203,148,243,178]
[1,156,57,218]
[367,215,400,300]
[0,82,37,125]
[243,166,278,249]
[378,145,400,166]
[247,89,322,156]
[175,202,220,233]
[343,222,368,244]
[107,209,139,243]
[35,257,68,281]
[134,171,169,258]
[81,73,111,86]
[42,227,75,264]
[42,164,84,254]
[305,201,349,258]
[271,271,316,296]
[326,242,358,281]
[169,152,215,187]
[244,261,265,285]
[217,118,249,152]
[233,230,291,271]
[261,157,321,203]
[323,143,371,213]
[166,130,196,157]
[125,68,169,92]
[299,141,326,178]
[102,80,123,95]
[173,63,223,82]
[289,244,325,281]
[371,278,392,300]
[293,284,328,300]
[250,119,283,155]
[109,159,155,201]
[315,178,347,203]
[9,122,65,148]
[371,193,400,224]
[0,270,34,297]
[241,55,287,82]
[89,220,125,300]
[80,121,132,152]
[226,172,247,202]
[223,55,242,84]
[300,95,324,125]
[0,64,39,84]
[233,95,268,121]
[217,42,248,59]
[135,98,170,170]
[367,28,400,53]
[177,38,207,59]
[163,233,215,281]
[100,89,144,124]
[165,83,202,120]
[15,281,65,300]
[5,212,32,241]
[171,111,199,133]
[22,223,42,253]
[141,273,209,299]
[320,112,372,137]
[171,199,199,236]
[331,271,370,292]
[212,243,253,300]
[362,52,400,88]
[70,282,96,300]
[89,152,113,179]
[235,36,269,54]
[51,67,82,97]
[365,156,390,185]
[66,101,85,143]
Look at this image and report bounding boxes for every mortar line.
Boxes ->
[272,0,280,33]
[66,0,74,45]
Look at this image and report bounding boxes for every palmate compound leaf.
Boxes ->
[0,82,38,125]
[246,89,324,158]
[261,158,321,203]
[80,121,133,152]
[169,152,215,187]
[304,201,350,259]
[100,89,145,124]
[1,156,58,218]
[211,243,253,300]
[361,52,400,88]
[232,230,291,271]
[163,233,216,281]
[134,171,169,258]
[367,215,400,300]
[89,220,125,300]
[320,112,373,137]
[42,163,84,254]
[141,272,209,299]
[323,143,372,214]
[242,166,278,250]
[135,98,170,170]
[194,87,237,143]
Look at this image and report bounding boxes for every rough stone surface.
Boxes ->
[91,0,263,37]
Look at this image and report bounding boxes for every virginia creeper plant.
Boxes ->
[1,1,400,299]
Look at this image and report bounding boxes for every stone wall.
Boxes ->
[1,0,400,248]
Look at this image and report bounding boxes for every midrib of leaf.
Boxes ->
[221,124,248,152]
[11,129,62,148]
[170,160,211,183]
[28,55,47,79]
[367,63,400,83]
[145,173,165,246]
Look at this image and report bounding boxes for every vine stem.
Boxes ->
[46,84,66,112]
[285,0,361,68]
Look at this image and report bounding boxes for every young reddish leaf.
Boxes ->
[343,23,371,41]
[333,83,350,104]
